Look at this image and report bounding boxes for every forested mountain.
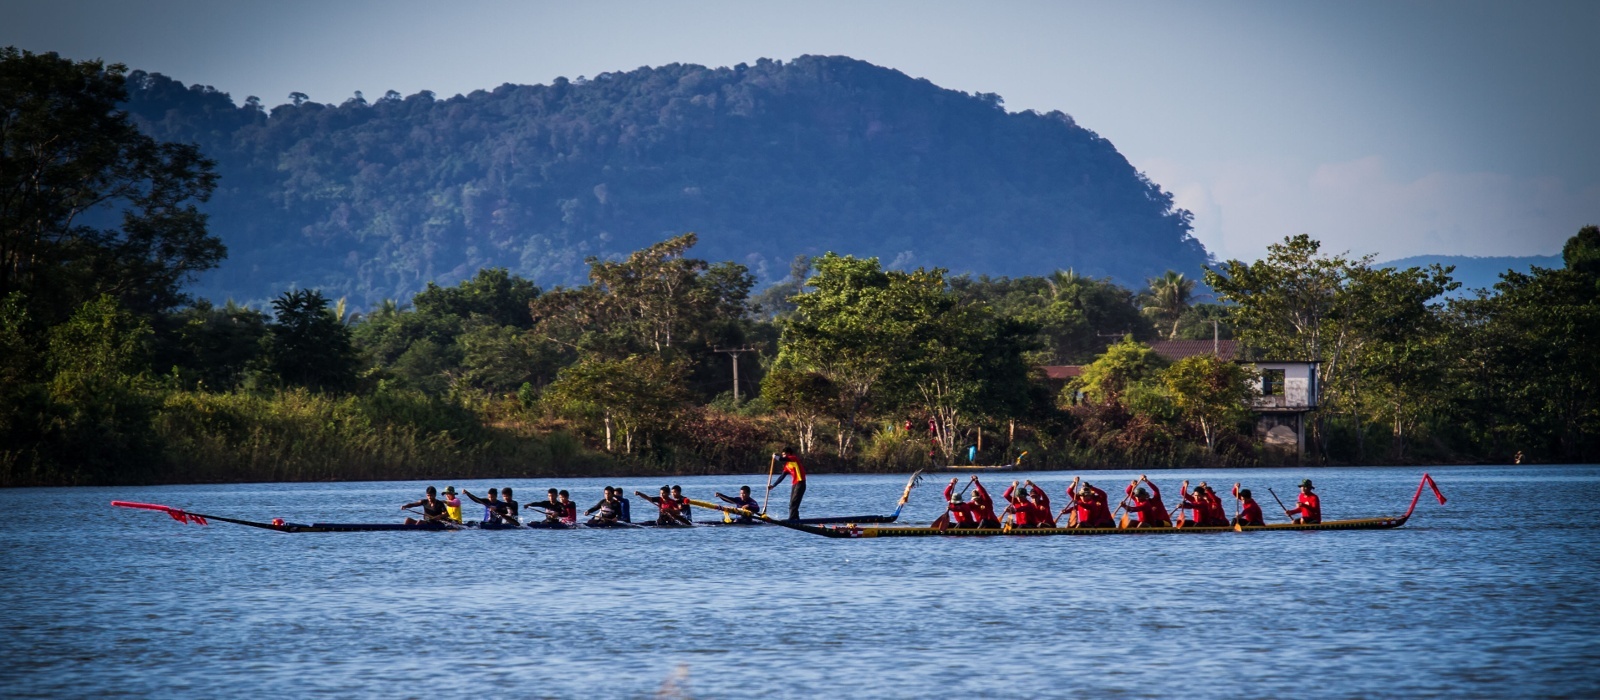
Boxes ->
[1380,254,1562,297]
[121,55,1208,306]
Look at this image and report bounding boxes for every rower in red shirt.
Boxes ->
[1177,481,1211,526]
[942,478,977,528]
[1028,480,1052,527]
[1233,488,1265,526]
[1065,478,1115,528]
[969,477,1001,528]
[1286,479,1322,524]
[1201,484,1228,525]
[1002,481,1033,527]
[1123,475,1171,528]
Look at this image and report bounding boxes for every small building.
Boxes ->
[1147,340,1320,459]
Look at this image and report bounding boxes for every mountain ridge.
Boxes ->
[122,55,1210,307]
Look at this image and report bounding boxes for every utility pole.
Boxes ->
[713,346,757,403]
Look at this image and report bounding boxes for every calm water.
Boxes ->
[2,465,1597,698]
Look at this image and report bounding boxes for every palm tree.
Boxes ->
[1142,271,1195,339]
[1042,268,1084,298]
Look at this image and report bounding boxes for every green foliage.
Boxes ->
[1141,270,1196,340]
[1070,336,1168,404]
[118,57,1206,307]
[1162,355,1257,453]
[543,354,690,453]
[0,48,223,325]
[950,270,1154,364]
[152,300,267,390]
[264,289,358,391]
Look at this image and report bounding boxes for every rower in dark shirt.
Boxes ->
[670,485,693,523]
[401,486,449,525]
[613,486,632,523]
[525,488,562,524]
[501,487,519,524]
[715,486,760,523]
[463,488,512,524]
[585,487,622,525]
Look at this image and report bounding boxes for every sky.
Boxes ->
[3,0,1596,262]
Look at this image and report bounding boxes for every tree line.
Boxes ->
[3,48,1595,486]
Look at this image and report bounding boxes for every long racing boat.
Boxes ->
[686,473,1447,539]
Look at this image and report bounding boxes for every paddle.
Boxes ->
[1267,487,1295,522]
[1230,482,1244,531]
[402,507,465,529]
[762,453,778,516]
[634,490,694,527]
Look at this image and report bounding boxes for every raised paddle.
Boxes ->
[1230,482,1244,532]
[1267,487,1294,522]
[762,453,778,515]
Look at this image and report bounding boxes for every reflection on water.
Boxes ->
[1,465,1597,698]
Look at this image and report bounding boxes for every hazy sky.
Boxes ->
[4,0,1596,261]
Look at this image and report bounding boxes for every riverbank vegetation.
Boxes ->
[3,49,1596,486]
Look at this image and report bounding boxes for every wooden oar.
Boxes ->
[761,454,777,516]
[1267,487,1294,522]
[1230,482,1243,532]
[403,507,465,529]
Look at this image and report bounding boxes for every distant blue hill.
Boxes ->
[1380,254,1563,297]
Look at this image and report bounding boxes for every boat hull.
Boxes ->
[782,516,1410,538]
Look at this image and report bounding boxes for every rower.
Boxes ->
[941,477,978,528]
[1002,480,1048,527]
[555,490,578,524]
[613,486,632,523]
[1178,482,1209,526]
[636,486,691,526]
[1234,488,1265,526]
[767,447,807,520]
[1064,478,1115,528]
[1123,475,1171,528]
[501,487,520,524]
[584,487,621,525]
[969,477,1001,528]
[1286,479,1322,524]
[401,486,448,525]
[1027,480,1052,527]
[1200,484,1228,525]
[442,486,463,523]
[715,486,760,523]
[463,487,511,524]
[669,485,692,523]
[524,488,562,524]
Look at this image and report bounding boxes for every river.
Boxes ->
[1,465,1596,698]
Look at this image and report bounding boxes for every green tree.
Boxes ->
[543,354,689,453]
[1142,270,1195,340]
[43,295,159,480]
[1070,336,1168,405]
[759,366,835,455]
[1342,264,1456,459]
[0,48,223,324]
[264,289,357,391]
[1162,355,1256,453]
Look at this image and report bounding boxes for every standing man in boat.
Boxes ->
[1286,479,1322,524]
[715,486,760,523]
[401,486,449,525]
[1233,488,1265,526]
[768,447,808,520]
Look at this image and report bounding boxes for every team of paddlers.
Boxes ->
[400,446,1323,530]
[938,474,1321,529]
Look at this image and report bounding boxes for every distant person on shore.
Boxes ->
[715,486,760,523]
[442,486,462,523]
[1233,489,1265,526]
[1286,479,1322,524]
[401,486,448,525]
[768,447,808,520]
